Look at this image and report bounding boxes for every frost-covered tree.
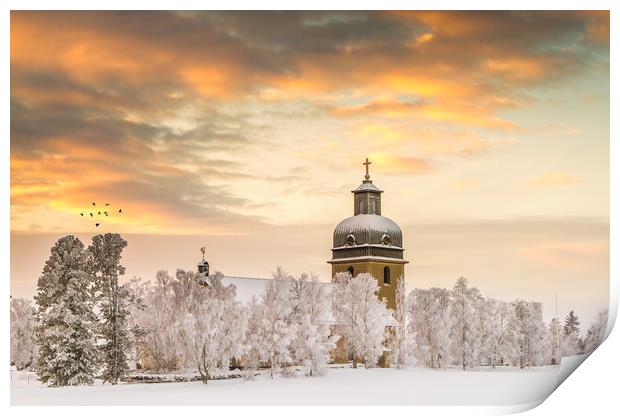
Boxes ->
[10,297,37,370]
[332,272,391,368]
[124,276,149,369]
[177,271,245,383]
[390,275,407,368]
[34,236,98,386]
[88,233,131,384]
[563,310,581,336]
[242,296,264,379]
[583,309,609,353]
[259,267,295,378]
[408,287,451,368]
[449,277,482,370]
[289,273,338,376]
[483,299,519,368]
[513,300,546,368]
[137,271,182,371]
[561,310,582,357]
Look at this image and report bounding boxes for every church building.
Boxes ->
[328,158,408,309]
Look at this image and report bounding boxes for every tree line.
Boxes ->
[10,234,610,386]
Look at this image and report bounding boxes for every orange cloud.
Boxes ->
[368,152,433,175]
[9,11,608,234]
[527,172,583,188]
[519,241,608,272]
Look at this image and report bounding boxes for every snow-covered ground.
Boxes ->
[11,364,563,407]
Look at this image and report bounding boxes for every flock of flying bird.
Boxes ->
[80,202,123,227]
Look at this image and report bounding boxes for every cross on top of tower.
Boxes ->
[363,157,372,180]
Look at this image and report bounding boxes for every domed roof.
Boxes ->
[333,214,403,248]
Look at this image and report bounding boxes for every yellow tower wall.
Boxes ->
[331,261,405,310]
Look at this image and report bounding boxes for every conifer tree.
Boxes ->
[563,310,581,336]
[88,233,131,384]
[561,310,582,357]
[34,235,98,386]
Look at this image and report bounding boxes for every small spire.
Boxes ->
[363,157,372,181]
[200,246,206,262]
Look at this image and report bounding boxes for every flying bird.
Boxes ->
[118,209,122,213]
[95,223,100,227]
[105,203,110,206]
[90,213,94,217]
[104,211,108,216]
[80,213,84,216]
[92,202,96,206]
[98,211,101,215]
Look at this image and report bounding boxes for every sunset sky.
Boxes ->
[10,11,609,324]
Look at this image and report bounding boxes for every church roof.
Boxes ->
[333,214,403,248]
[220,275,395,325]
[352,180,383,194]
[222,275,332,304]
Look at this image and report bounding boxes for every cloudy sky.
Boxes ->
[10,11,609,324]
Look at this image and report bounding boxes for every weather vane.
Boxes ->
[200,246,206,262]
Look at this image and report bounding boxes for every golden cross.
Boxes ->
[200,246,206,261]
[363,157,372,180]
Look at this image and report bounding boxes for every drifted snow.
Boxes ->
[11,364,563,407]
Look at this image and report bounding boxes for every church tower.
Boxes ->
[328,158,408,309]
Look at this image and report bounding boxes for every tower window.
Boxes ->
[347,266,354,277]
[383,266,391,285]
[381,233,391,246]
[345,233,356,246]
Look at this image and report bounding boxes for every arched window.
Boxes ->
[383,266,391,285]
[347,266,354,277]
[381,233,391,246]
[345,233,356,246]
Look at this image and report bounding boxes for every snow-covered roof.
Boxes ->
[335,214,401,235]
[352,180,383,194]
[222,275,333,304]
[221,275,396,326]
[333,214,403,248]
[328,256,408,265]
[221,276,270,304]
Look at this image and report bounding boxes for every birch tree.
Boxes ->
[408,287,451,368]
[177,271,245,383]
[289,273,338,376]
[449,277,482,370]
[583,309,609,353]
[259,267,294,378]
[390,275,407,368]
[332,272,391,368]
[10,297,37,370]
